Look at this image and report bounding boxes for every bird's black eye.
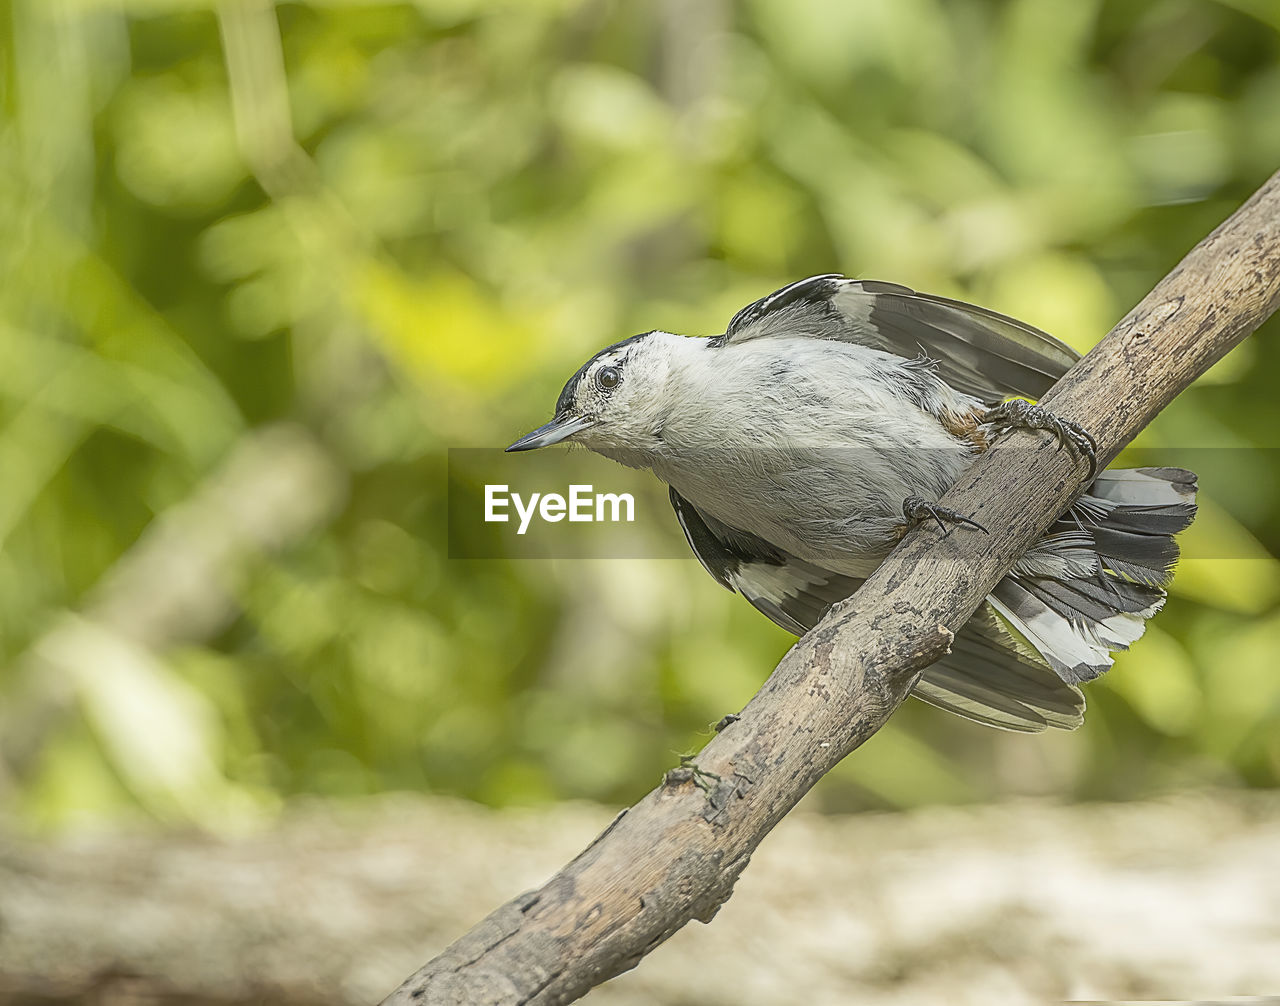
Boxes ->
[596,366,620,391]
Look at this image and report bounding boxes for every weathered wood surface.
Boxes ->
[383,170,1280,1005]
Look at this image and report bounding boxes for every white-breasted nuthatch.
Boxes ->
[508,275,1197,731]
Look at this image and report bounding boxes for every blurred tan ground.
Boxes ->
[2,790,1278,1006]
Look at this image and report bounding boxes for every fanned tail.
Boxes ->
[912,467,1197,731]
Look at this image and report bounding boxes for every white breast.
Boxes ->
[647,338,978,574]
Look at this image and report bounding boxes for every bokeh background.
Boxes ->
[2,0,1280,1002]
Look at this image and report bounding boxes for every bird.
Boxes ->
[507,275,1197,732]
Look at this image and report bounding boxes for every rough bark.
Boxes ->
[384,169,1280,1005]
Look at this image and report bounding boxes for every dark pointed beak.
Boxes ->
[505,414,593,452]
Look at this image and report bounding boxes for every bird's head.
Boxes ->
[506,331,685,457]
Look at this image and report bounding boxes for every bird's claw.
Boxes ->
[982,399,1097,480]
[902,495,989,537]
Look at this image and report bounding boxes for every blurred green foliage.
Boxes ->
[2,0,1280,830]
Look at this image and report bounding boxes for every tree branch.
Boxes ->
[382,169,1280,1006]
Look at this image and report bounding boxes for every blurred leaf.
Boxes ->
[41,616,253,825]
[1171,497,1280,614]
[1106,626,1202,736]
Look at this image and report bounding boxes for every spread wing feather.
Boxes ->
[720,275,1080,403]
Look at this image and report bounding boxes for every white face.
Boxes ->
[507,331,682,455]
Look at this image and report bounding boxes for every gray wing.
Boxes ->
[719,275,1080,404]
[668,486,1083,732]
[914,605,1084,732]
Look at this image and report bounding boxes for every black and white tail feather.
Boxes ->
[670,275,1197,733]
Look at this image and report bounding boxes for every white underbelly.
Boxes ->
[653,441,973,576]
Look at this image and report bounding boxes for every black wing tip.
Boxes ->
[668,487,737,591]
[724,274,849,338]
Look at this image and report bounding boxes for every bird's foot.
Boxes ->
[982,399,1097,479]
[901,495,988,537]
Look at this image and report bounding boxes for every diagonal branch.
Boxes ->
[382,168,1280,1006]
